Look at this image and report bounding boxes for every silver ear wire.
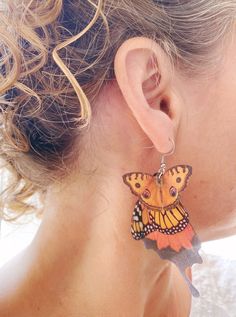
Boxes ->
[157,137,175,183]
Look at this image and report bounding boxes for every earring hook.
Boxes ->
[157,137,175,183]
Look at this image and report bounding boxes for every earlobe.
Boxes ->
[114,36,180,154]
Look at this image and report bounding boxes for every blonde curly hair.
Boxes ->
[0,0,235,221]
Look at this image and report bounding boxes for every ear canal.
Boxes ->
[160,98,172,118]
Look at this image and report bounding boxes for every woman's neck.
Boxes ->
[0,166,188,316]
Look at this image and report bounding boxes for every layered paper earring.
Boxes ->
[122,138,203,297]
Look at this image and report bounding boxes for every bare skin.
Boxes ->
[0,33,236,316]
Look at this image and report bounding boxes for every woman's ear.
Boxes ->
[114,36,182,154]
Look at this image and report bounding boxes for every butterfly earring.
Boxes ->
[122,138,203,297]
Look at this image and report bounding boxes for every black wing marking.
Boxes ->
[131,200,158,240]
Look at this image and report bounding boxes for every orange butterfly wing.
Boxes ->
[122,172,155,197]
[123,172,163,208]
